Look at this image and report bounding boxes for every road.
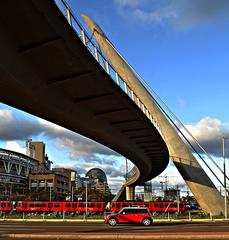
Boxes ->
[0,221,229,239]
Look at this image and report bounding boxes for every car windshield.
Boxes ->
[118,209,124,214]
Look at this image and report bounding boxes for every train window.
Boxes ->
[29,203,34,207]
[48,203,51,208]
[41,204,46,207]
[160,204,163,208]
[66,203,71,208]
[90,203,95,207]
[54,203,60,207]
[73,203,76,208]
[144,203,149,207]
[23,203,27,208]
[154,203,158,208]
[35,204,41,207]
[116,203,120,208]
[97,204,101,208]
[79,203,85,207]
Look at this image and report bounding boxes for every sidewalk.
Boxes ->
[1,232,229,239]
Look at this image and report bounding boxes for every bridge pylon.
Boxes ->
[82,14,225,216]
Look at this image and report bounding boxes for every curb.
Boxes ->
[1,233,229,239]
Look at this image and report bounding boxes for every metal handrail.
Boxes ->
[53,0,162,138]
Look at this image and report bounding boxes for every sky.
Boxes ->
[1,0,229,195]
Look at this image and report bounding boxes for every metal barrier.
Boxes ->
[53,0,162,138]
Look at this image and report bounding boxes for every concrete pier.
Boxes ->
[126,186,135,201]
[144,181,152,202]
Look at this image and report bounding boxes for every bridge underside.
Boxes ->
[0,0,169,188]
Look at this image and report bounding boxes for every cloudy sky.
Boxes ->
[1,0,229,195]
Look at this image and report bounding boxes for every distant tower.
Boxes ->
[26,140,51,171]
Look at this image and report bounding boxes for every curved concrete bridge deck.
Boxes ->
[0,0,169,186]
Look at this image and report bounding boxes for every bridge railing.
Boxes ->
[54,0,163,138]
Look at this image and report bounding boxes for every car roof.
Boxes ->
[121,207,148,210]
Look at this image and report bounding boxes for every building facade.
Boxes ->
[29,172,69,194]
[0,148,38,187]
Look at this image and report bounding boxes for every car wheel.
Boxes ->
[108,218,117,226]
[142,218,151,226]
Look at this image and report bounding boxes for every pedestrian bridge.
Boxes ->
[0,0,169,199]
[0,0,226,216]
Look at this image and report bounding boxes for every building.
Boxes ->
[85,168,111,194]
[29,172,69,194]
[52,167,76,191]
[26,140,52,171]
[164,187,180,201]
[75,172,83,190]
[0,148,38,192]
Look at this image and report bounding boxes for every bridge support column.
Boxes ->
[126,186,135,200]
[144,181,152,202]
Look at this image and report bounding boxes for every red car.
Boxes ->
[105,207,153,226]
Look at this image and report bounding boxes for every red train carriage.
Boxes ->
[111,201,187,213]
[17,201,63,212]
[150,201,187,212]
[0,201,12,212]
[16,201,106,213]
[62,202,105,213]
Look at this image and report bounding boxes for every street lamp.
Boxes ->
[84,177,89,217]
[49,185,52,202]
[71,186,74,201]
[222,136,229,219]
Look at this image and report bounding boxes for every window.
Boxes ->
[1,203,5,208]
[29,203,34,207]
[54,203,60,208]
[35,204,41,207]
[66,203,71,208]
[136,209,148,213]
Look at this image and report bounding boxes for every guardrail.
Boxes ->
[54,0,162,138]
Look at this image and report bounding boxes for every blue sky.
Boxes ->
[1,0,229,194]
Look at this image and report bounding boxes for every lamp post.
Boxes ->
[71,186,74,201]
[222,136,229,219]
[49,185,52,202]
[84,177,89,217]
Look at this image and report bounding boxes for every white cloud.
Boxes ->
[5,141,26,154]
[0,109,13,122]
[114,0,229,29]
[114,0,146,8]
[185,117,229,156]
